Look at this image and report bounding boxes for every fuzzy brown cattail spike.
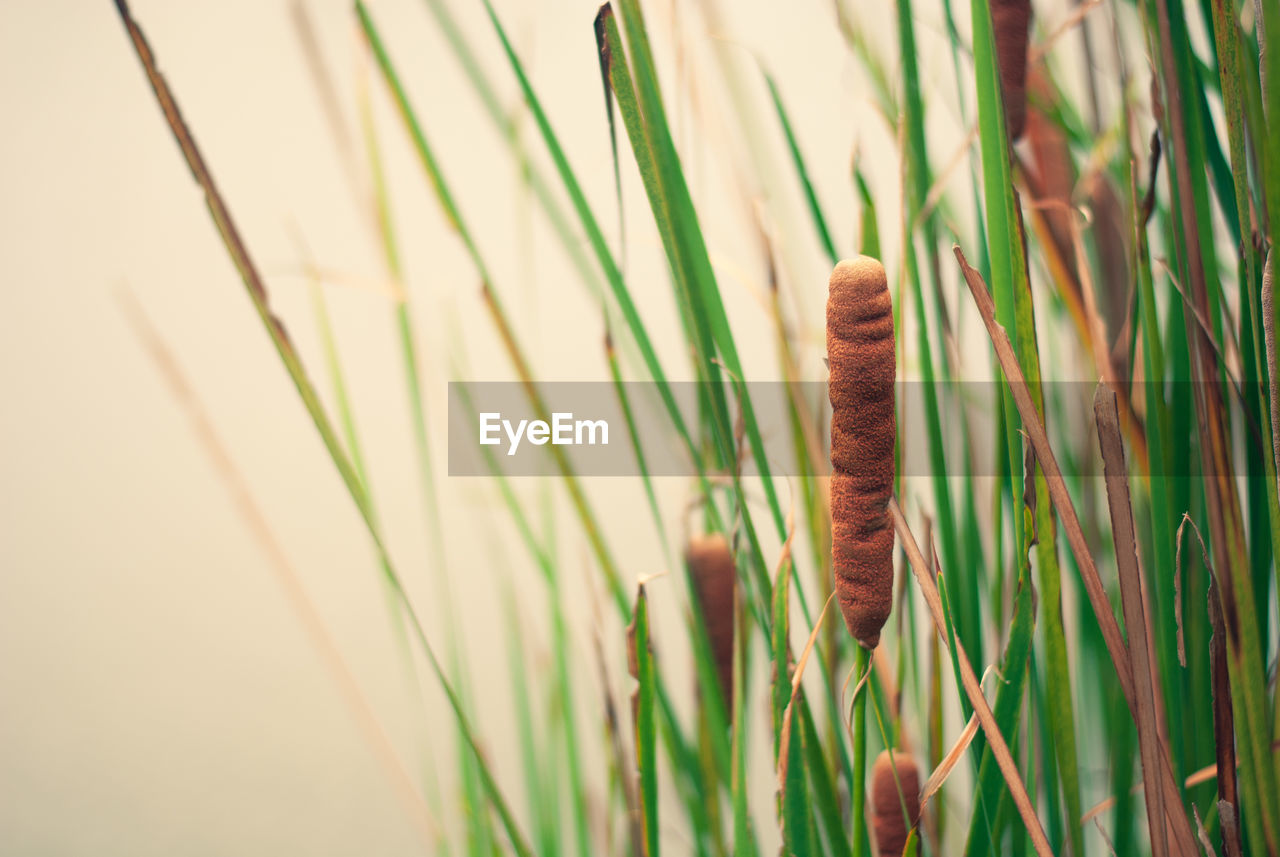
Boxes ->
[871,749,921,857]
[992,0,1032,140]
[827,257,896,649]
[685,534,736,709]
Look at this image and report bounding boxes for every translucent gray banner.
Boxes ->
[447,381,1263,477]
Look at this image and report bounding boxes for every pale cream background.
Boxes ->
[0,0,1112,853]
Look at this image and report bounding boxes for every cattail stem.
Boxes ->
[850,645,872,857]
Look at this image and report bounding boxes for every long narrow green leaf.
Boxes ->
[604,327,670,557]
[609,0,788,545]
[1148,0,1280,848]
[1129,135,1194,804]
[356,54,503,857]
[800,698,849,857]
[1259,0,1280,274]
[308,273,497,856]
[478,0,697,468]
[730,583,751,857]
[850,645,872,857]
[896,0,983,680]
[968,5,1086,853]
[963,573,1036,856]
[436,13,774,843]
[505,594,560,857]
[112,6,534,854]
[1210,0,1280,642]
[630,587,659,857]
[772,552,814,857]
[593,7,782,630]
[761,71,838,265]
[970,0,1028,539]
[1014,257,1082,857]
[357,0,627,613]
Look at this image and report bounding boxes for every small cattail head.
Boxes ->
[1025,68,1074,272]
[685,533,736,709]
[991,0,1032,140]
[871,749,921,857]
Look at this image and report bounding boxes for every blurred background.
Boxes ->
[0,0,1123,853]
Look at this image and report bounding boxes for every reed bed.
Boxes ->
[113,0,1280,855]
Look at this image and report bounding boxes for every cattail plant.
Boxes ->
[115,0,1280,852]
[991,0,1032,140]
[685,533,736,708]
[871,749,921,857]
[828,256,897,649]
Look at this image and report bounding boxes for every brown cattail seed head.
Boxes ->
[1025,68,1074,274]
[685,534,736,709]
[992,0,1032,140]
[827,257,896,649]
[871,749,921,857]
